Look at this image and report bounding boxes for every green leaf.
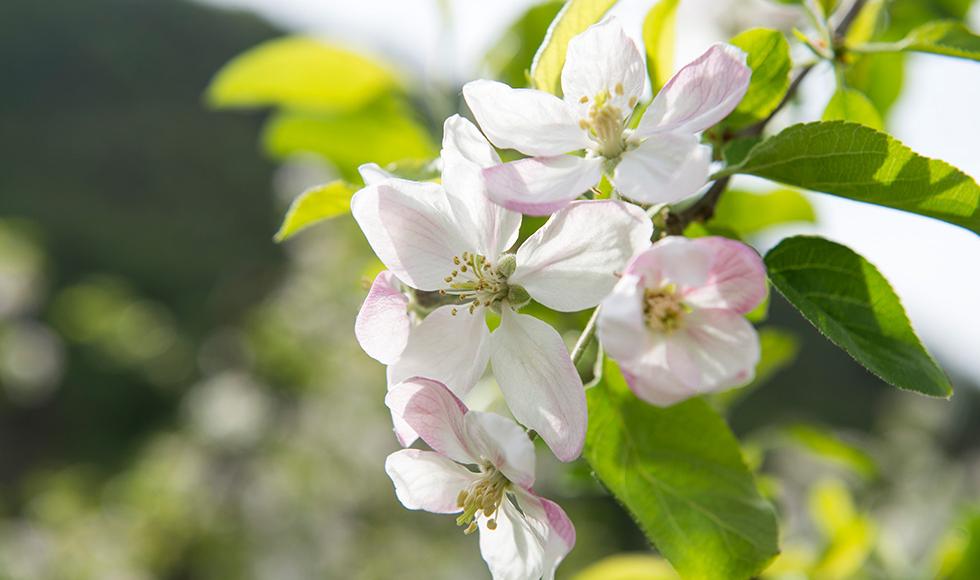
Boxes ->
[723,121,980,234]
[781,424,878,479]
[845,52,905,118]
[485,1,564,88]
[530,0,618,95]
[585,358,779,579]
[844,0,886,46]
[901,20,980,61]
[724,29,791,128]
[642,0,681,93]
[710,188,816,236]
[262,99,436,179]
[821,88,884,130]
[206,37,397,112]
[722,136,762,167]
[765,236,952,397]
[574,554,680,580]
[274,180,354,242]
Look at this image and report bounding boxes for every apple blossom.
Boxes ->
[463,19,751,214]
[597,236,766,406]
[384,377,575,580]
[351,114,652,461]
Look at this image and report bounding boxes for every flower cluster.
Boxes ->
[350,18,765,579]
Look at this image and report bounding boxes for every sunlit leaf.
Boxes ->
[822,87,884,130]
[845,0,886,46]
[574,553,680,580]
[846,52,905,118]
[274,180,354,242]
[485,1,564,87]
[899,20,980,61]
[207,37,397,112]
[783,424,878,479]
[709,188,816,236]
[642,0,681,93]
[585,358,779,580]
[808,480,876,578]
[723,121,980,234]
[530,0,618,95]
[765,236,952,397]
[724,29,791,128]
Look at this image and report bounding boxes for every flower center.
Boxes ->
[440,253,528,314]
[578,84,637,159]
[455,464,510,534]
[644,285,689,333]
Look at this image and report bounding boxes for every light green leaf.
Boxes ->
[585,358,779,580]
[765,236,952,397]
[710,188,816,236]
[642,0,681,93]
[574,553,680,580]
[274,180,354,242]
[724,29,792,128]
[262,99,436,179]
[844,0,886,46]
[782,424,878,479]
[530,0,618,95]
[822,87,884,130]
[485,1,564,88]
[845,52,905,118]
[206,37,397,112]
[723,121,980,234]
[901,20,980,61]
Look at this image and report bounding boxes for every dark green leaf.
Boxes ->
[585,358,779,579]
[724,29,791,128]
[642,0,681,93]
[530,0,618,95]
[901,20,980,61]
[765,236,952,397]
[274,180,354,242]
[724,121,980,234]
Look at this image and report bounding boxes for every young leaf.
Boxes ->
[710,188,816,236]
[900,20,980,61]
[844,0,885,46]
[724,29,792,128]
[765,236,952,397]
[585,358,779,580]
[206,37,397,112]
[642,0,681,93]
[274,180,354,242]
[821,87,884,130]
[723,121,980,234]
[530,0,618,95]
[485,1,564,88]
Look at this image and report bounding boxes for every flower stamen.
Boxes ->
[443,252,514,315]
[455,464,510,534]
[644,284,689,332]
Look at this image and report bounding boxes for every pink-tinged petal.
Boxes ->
[388,305,491,398]
[597,274,653,362]
[669,308,760,391]
[463,80,590,157]
[561,19,645,117]
[350,179,472,291]
[683,237,767,314]
[637,43,751,136]
[386,367,422,446]
[490,309,586,462]
[358,162,395,185]
[483,155,604,217]
[385,449,478,514]
[442,115,522,259]
[464,411,536,488]
[511,200,652,312]
[536,495,576,580]
[613,132,711,205]
[354,271,409,364]
[478,497,548,580]
[619,354,700,407]
[624,236,712,290]
[386,377,475,465]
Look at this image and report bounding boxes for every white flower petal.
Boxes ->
[619,346,701,407]
[463,79,590,156]
[388,305,491,398]
[386,377,475,465]
[613,133,711,205]
[561,19,645,117]
[597,273,652,363]
[483,156,604,216]
[529,493,577,580]
[464,411,536,489]
[669,308,760,392]
[478,497,547,580]
[351,179,472,291]
[624,236,712,289]
[385,449,477,514]
[511,200,652,312]
[354,270,410,364]
[442,115,522,258]
[490,309,586,462]
[637,43,751,136]
[682,237,767,314]
[358,162,396,185]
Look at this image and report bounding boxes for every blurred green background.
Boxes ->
[0,0,978,578]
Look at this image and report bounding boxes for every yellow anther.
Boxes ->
[644,285,688,332]
[615,82,624,95]
[629,95,638,108]
[487,519,498,530]
[579,95,589,104]
[579,119,589,130]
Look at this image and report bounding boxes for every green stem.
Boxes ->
[571,307,601,365]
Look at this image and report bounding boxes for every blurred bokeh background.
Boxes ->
[0,0,978,578]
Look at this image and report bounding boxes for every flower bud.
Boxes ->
[495,253,517,278]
